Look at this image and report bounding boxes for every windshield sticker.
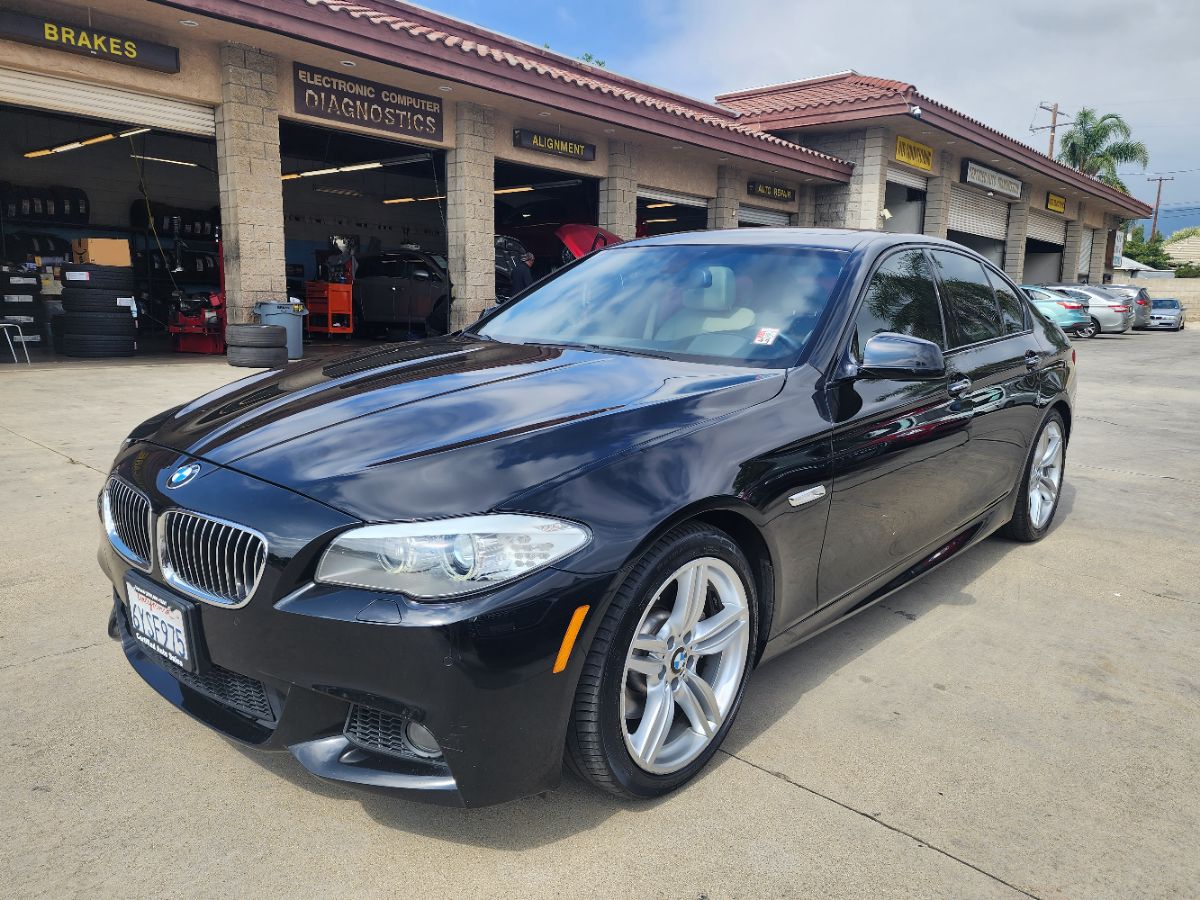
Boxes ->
[753,327,780,345]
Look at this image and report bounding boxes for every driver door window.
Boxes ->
[851,249,946,362]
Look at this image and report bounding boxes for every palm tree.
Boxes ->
[1056,108,1149,192]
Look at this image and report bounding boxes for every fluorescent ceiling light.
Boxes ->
[642,218,677,224]
[383,195,446,205]
[132,154,198,168]
[25,126,152,158]
[316,186,366,197]
[383,177,582,205]
[282,154,428,181]
[494,186,535,195]
[645,202,674,209]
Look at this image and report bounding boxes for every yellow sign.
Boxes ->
[895,135,934,172]
[1046,193,1067,214]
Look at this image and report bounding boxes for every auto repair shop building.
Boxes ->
[0,0,1150,333]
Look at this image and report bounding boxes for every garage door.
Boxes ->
[1078,228,1095,275]
[0,66,216,137]
[1028,209,1067,245]
[887,166,928,191]
[637,186,709,208]
[738,206,791,227]
[948,186,1008,240]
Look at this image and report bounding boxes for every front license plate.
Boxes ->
[127,581,195,672]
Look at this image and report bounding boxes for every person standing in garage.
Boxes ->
[510,252,535,295]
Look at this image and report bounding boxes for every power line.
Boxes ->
[1118,166,1200,176]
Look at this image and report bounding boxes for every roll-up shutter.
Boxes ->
[948,186,1009,240]
[0,66,216,137]
[637,187,709,208]
[738,206,791,227]
[1027,210,1067,245]
[887,166,928,191]
[1078,228,1095,275]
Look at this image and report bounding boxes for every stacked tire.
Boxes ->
[59,264,137,358]
[226,324,288,369]
[1,271,45,356]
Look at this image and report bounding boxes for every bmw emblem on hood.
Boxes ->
[167,462,201,489]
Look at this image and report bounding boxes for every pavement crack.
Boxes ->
[0,641,105,672]
[1072,462,1200,486]
[718,749,1042,899]
[0,424,106,475]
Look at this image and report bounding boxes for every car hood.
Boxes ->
[142,338,785,521]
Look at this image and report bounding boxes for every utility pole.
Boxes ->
[1041,101,1060,157]
[1148,176,1174,239]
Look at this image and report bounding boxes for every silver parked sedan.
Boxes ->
[1146,298,1187,330]
[1042,284,1133,336]
[1105,284,1154,328]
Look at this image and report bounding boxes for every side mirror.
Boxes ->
[858,333,946,380]
[412,269,431,281]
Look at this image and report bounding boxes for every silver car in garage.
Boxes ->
[1146,298,1187,330]
[1042,284,1133,336]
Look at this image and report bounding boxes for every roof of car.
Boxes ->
[613,228,967,253]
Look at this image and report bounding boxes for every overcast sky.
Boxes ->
[423,0,1200,231]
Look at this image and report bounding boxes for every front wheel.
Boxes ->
[566,523,757,799]
[1002,411,1066,542]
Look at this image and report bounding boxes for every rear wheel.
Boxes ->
[1081,317,1101,338]
[567,523,756,799]
[1002,411,1066,542]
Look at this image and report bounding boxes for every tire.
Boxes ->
[61,312,136,336]
[566,522,757,800]
[1001,410,1066,543]
[62,334,136,358]
[226,324,286,348]
[60,264,135,292]
[1085,317,1101,338]
[61,289,133,313]
[227,344,287,368]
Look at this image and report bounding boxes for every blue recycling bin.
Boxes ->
[254,301,307,359]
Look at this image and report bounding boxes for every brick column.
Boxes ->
[851,126,888,230]
[1063,208,1085,282]
[1004,188,1031,282]
[215,43,286,325]
[446,101,495,330]
[793,186,816,227]
[923,152,955,239]
[707,165,740,230]
[1090,219,1110,283]
[599,140,637,239]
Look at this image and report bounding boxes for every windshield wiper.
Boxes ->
[526,340,673,360]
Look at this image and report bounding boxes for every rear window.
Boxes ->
[929,250,1003,346]
[1152,298,1180,309]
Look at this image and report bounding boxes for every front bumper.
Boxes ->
[1145,317,1182,329]
[101,442,614,807]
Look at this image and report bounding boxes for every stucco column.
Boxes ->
[707,165,740,230]
[923,151,955,239]
[599,140,637,239]
[1063,208,1085,282]
[1004,188,1031,282]
[215,43,286,325]
[446,101,495,330]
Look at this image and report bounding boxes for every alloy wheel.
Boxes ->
[620,557,750,775]
[1028,420,1064,530]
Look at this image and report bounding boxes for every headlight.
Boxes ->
[315,514,590,599]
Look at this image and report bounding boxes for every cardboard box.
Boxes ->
[71,238,131,267]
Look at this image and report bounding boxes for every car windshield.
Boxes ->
[1152,298,1180,309]
[474,244,849,367]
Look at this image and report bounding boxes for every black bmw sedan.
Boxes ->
[99,229,1074,807]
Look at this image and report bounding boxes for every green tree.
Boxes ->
[1165,225,1200,246]
[1174,261,1200,278]
[1056,108,1149,192]
[1123,225,1174,269]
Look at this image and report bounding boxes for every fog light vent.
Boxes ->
[344,704,442,761]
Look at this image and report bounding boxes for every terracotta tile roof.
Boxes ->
[717,71,1151,217]
[304,0,849,167]
[717,72,914,116]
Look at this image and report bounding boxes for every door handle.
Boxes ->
[1024,350,1039,371]
[948,376,972,397]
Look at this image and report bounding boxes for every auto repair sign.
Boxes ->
[294,63,443,141]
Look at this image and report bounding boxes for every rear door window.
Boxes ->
[985,268,1028,333]
[929,250,1003,347]
[850,249,946,362]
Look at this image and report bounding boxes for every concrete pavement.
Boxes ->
[1,331,1197,898]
